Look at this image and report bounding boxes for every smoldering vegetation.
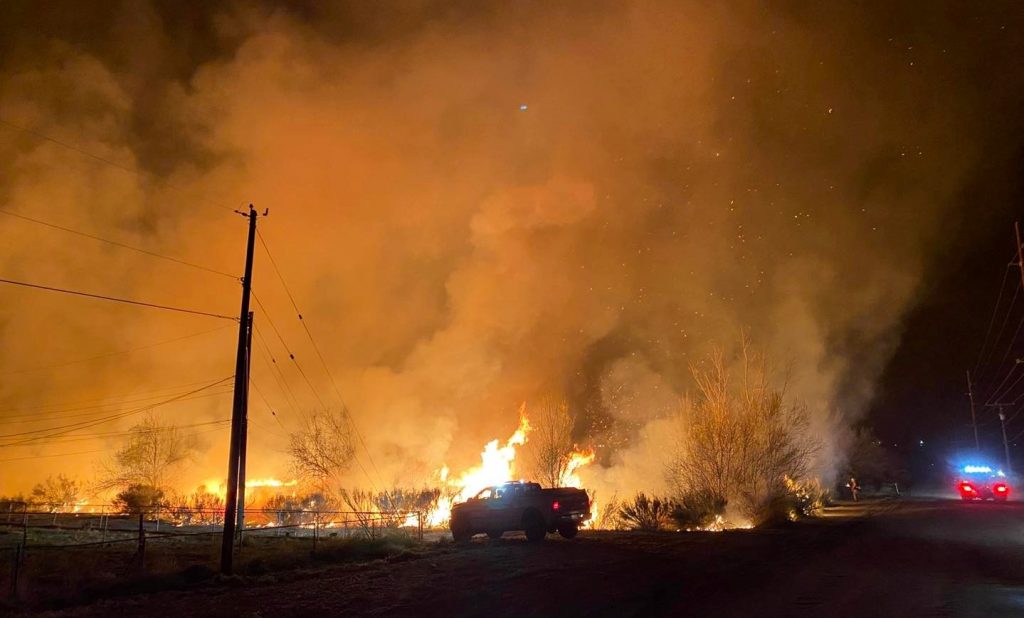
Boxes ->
[1,1,1023,506]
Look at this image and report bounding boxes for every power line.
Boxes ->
[0,208,237,279]
[257,231,387,491]
[251,293,327,410]
[0,376,233,447]
[0,387,232,427]
[0,448,107,463]
[251,327,303,418]
[1,418,231,447]
[0,377,233,416]
[979,296,1024,404]
[973,263,1014,376]
[0,277,236,321]
[0,117,237,215]
[986,365,1024,407]
[0,324,232,377]
[0,378,231,439]
[976,280,1022,391]
[0,423,233,462]
[250,378,293,434]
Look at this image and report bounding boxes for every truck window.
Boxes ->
[474,488,493,500]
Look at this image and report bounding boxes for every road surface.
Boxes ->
[50,499,1024,617]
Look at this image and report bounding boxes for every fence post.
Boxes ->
[313,511,319,551]
[418,511,424,542]
[99,508,106,545]
[21,507,28,547]
[137,512,146,570]
[10,544,21,599]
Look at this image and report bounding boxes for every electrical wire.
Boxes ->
[0,117,237,215]
[976,280,1022,392]
[0,324,232,377]
[973,262,1014,377]
[0,376,233,446]
[0,377,233,416]
[250,378,292,433]
[0,208,237,279]
[0,277,236,321]
[256,231,386,492]
[0,449,108,463]
[252,327,302,418]
[1,417,231,447]
[0,387,233,426]
[0,379,231,439]
[251,295,326,410]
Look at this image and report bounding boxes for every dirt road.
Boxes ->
[48,499,1024,617]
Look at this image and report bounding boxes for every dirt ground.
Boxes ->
[32,499,1024,618]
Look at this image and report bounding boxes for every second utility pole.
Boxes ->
[221,205,259,575]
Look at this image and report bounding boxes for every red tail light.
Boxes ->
[961,483,975,493]
[552,501,560,511]
[996,484,1008,493]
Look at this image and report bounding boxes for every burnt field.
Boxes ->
[8,499,1023,618]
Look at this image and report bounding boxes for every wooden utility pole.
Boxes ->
[967,370,979,451]
[221,205,259,575]
[986,402,1014,475]
[236,311,253,545]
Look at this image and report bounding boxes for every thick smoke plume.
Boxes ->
[0,2,1020,497]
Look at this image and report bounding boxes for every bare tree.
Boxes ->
[528,398,577,487]
[31,474,81,513]
[98,413,199,493]
[288,408,355,492]
[666,341,819,525]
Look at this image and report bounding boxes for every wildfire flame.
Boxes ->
[201,477,298,500]
[421,405,599,528]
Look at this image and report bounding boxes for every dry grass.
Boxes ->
[0,525,421,612]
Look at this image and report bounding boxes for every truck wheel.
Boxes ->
[558,523,579,539]
[523,511,546,543]
[451,516,471,543]
[486,530,504,539]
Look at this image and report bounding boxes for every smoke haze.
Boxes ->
[1,1,1022,497]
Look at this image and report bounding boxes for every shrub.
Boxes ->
[113,484,165,514]
[617,493,675,531]
[670,489,727,529]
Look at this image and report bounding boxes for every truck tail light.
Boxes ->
[996,484,1008,493]
[552,501,560,511]
[961,483,975,493]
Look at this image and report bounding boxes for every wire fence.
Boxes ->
[0,503,428,601]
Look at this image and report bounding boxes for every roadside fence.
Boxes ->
[0,502,426,600]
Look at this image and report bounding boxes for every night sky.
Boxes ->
[2,1,1024,495]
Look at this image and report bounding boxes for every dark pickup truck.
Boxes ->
[449,481,591,542]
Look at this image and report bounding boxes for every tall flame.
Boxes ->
[422,405,599,529]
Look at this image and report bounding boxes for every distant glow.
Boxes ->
[519,104,528,111]
[963,465,993,474]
